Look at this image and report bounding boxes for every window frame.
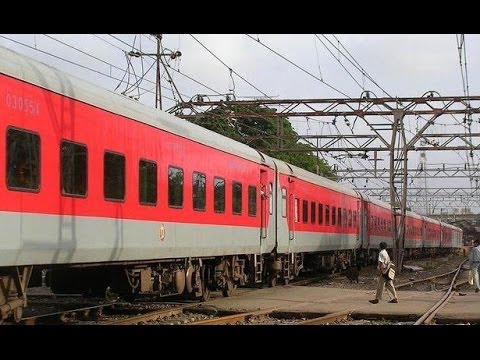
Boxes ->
[302,200,308,223]
[232,181,242,215]
[6,126,41,193]
[168,165,184,208]
[310,201,316,224]
[139,158,157,206]
[248,185,257,217]
[60,139,88,198]
[213,176,226,213]
[192,171,207,211]
[103,150,126,202]
[281,187,287,218]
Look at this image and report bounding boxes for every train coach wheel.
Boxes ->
[268,274,277,288]
[201,285,211,302]
[222,280,234,297]
[13,306,23,323]
[201,266,211,302]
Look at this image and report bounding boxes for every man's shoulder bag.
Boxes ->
[387,267,395,281]
[384,263,395,281]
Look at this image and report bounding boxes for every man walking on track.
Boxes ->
[369,242,398,304]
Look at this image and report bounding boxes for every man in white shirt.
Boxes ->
[369,242,398,304]
[469,239,480,293]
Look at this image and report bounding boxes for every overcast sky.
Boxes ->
[1,34,479,213]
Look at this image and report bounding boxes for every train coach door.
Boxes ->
[288,178,296,242]
[260,170,268,240]
[356,193,368,249]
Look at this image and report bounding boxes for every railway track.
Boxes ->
[16,258,472,325]
[414,259,467,325]
[21,301,121,325]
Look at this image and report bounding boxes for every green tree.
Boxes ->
[184,104,336,179]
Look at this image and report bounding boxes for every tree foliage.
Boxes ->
[184,104,336,179]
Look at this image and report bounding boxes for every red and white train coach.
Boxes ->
[0,45,463,323]
[274,162,361,279]
[440,222,462,250]
[0,45,277,320]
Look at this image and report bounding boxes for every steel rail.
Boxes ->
[396,268,460,289]
[188,307,279,325]
[21,301,121,325]
[297,309,352,325]
[104,303,200,325]
[414,259,467,325]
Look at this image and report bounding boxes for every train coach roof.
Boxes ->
[366,196,391,210]
[442,222,462,230]
[275,159,359,198]
[406,210,425,221]
[0,46,271,167]
[422,215,441,225]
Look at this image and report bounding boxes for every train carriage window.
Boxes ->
[302,200,308,223]
[214,177,225,213]
[232,181,242,215]
[332,206,336,225]
[61,140,87,197]
[193,172,206,211]
[337,207,342,227]
[353,210,357,227]
[318,203,323,225]
[325,205,330,225]
[281,187,287,218]
[6,127,40,191]
[311,201,316,224]
[104,151,125,201]
[348,210,352,227]
[248,185,257,216]
[168,166,184,208]
[139,159,157,205]
[343,208,347,227]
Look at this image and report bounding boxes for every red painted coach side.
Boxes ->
[0,73,273,228]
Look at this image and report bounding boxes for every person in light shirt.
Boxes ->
[469,239,480,293]
[369,242,398,304]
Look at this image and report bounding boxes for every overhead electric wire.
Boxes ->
[245,34,350,98]
[25,34,177,101]
[328,34,393,98]
[318,35,469,172]
[0,35,176,103]
[136,34,473,195]
[185,34,350,167]
[191,34,271,98]
[315,35,364,91]
[113,34,222,100]
[455,35,477,188]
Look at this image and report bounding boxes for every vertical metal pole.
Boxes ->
[155,34,162,110]
[390,110,407,272]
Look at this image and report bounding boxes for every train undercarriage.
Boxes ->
[0,266,32,323]
[0,247,457,323]
[43,250,361,300]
